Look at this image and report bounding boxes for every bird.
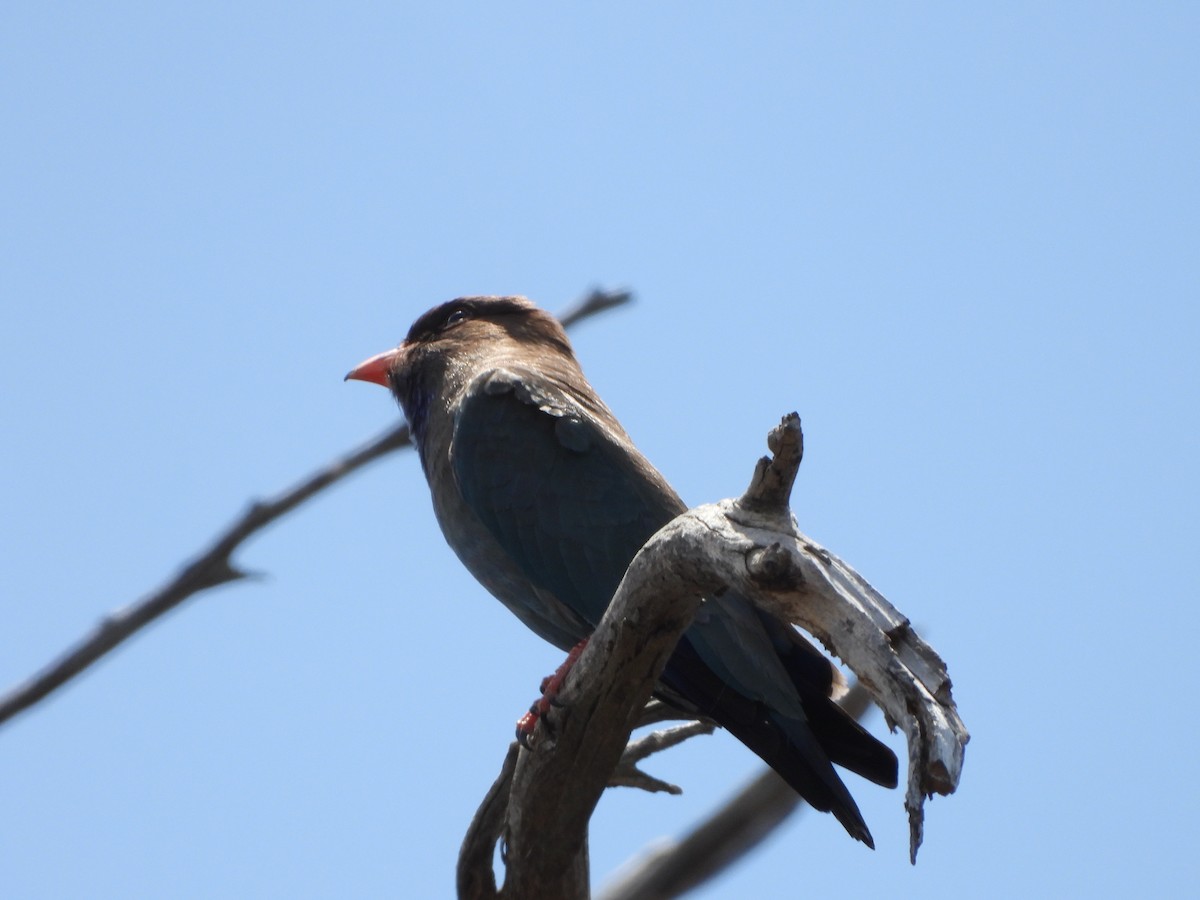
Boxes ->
[346,295,897,847]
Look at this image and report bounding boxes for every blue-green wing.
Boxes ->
[451,368,683,632]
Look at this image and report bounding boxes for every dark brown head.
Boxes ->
[346,296,576,440]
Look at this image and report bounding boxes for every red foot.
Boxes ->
[515,639,590,746]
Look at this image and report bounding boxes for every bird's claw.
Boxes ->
[516,704,542,748]
[514,638,589,748]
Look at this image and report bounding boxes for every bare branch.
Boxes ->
[610,722,717,795]
[458,743,519,900]
[633,699,707,730]
[456,718,712,900]
[558,286,633,328]
[465,412,967,894]
[0,288,634,731]
[500,555,719,897]
[695,415,967,862]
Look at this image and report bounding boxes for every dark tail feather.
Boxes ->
[759,610,898,788]
[660,638,878,847]
[800,691,898,788]
[723,709,877,848]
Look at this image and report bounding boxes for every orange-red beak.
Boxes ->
[344,347,401,387]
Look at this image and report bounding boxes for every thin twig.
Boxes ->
[609,722,717,794]
[558,287,633,328]
[0,288,633,731]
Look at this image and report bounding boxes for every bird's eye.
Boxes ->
[445,308,470,328]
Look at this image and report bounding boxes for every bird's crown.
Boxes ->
[402,296,573,358]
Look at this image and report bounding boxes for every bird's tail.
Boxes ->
[712,705,873,846]
[761,610,899,790]
[662,632,897,848]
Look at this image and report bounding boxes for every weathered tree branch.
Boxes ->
[727,416,968,862]
[458,743,520,900]
[457,717,717,900]
[703,415,966,862]
[459,413,967,896]
[498,547,719,899]
[0,287,632,731]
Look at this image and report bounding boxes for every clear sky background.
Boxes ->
[2,4,1197,898]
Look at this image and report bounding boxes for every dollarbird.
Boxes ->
[347,296,897,846]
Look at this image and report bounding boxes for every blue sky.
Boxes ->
[2,4,1197,898]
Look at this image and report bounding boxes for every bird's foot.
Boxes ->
[515,638,590,747]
